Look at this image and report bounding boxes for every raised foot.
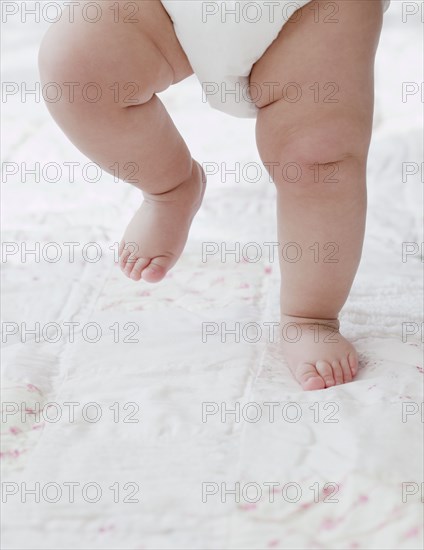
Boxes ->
[280,315,358,391]
[119,160,206,283]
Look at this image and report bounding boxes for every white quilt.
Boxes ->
[1,2,423,549]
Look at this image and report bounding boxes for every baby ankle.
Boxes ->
[280,313,340,332]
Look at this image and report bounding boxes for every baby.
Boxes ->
[38,0,389,390]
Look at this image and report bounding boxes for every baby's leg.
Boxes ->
[39,0,204,283]
[250,0,384,389]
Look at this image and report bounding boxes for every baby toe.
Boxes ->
[297,363,326,391]
[315,360,335,387]
[340,357,352,382]
[130,257,150,281]
[124,253,139,277]
[348,351,359,377]
[119,249,131,270]
[142,258,169,284]
[331,360,344,385]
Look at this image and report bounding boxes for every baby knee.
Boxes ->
[38,24,163,115]
[257,113,369,187]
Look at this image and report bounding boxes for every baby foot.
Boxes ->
[280,315,358,391]
[119,160,206,283]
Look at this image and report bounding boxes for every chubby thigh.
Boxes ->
[40,0,193,94]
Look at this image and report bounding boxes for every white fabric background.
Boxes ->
[1,1,423,549]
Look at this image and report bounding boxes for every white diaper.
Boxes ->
[161,0,391,118]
